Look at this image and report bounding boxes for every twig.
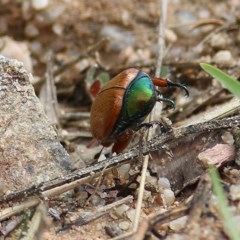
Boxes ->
[39,51,59,125]
[148,205,189,236]
[155,0,168,78]
[84,164,108,207]
[183,173,212,235]
[58,195,133,232]
[1,115,240,205]
[149,115,240,150]
[0,197,40,222]
[21,203,51,240]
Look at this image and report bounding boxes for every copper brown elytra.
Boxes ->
[90,68,188,153]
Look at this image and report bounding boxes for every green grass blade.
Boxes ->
[200,63,240,98]
[209,166,240,240]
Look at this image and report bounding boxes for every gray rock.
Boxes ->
[0,55,72,193]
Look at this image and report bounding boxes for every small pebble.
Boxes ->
[52,23,64,36]
[161,189,175,207]
[118,164,131,179]
[29,40,42,55]
[105,225,123,237]
[146,174,157,186]
[115,204,130,217]
[126,209,136,222]
[158,177,171,190]
[210,33,230,49]
[118,221,130,230]
[90,195,105,206]
[213,50,235,67]
[230,185,240,201]
[143,190,152,202]
[24,23,39,38]
[165,28,177,43]
[169,216,188,231]
[98,153,107,162]
[221,131,234,145]
[32,0,49,10]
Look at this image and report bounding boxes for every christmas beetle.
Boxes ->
[90,68,188,153]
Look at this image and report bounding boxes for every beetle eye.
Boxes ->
[124,75,156,119]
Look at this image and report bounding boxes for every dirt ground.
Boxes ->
[1,0,240,239]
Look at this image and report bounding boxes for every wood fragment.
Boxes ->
[0,197,40,222]
[39,52,59,125]
[21,203,51,240]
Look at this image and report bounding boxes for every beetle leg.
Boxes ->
[111,129,135,154]
[152,77,189,96]
[134,121,161,131]
[156,95,175,109]
[112,138,132,154]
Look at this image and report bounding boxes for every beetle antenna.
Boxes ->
[152,77,189,96]
[166,80,189,97]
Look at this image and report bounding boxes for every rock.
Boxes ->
[0,56,72,194]
[115,204,130,217]
[210,33,230,49]
[161,189,175,207]
[213,50,235,68]
[158,177,171,190]
[230,184,240,201]
[0,36,33,73]
[169,216,188,231]
[32,0,49,10]
[126,209,136,222]
[221,131,234,145]
[118,221,130,230]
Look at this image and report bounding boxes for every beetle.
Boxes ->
[90,68,188,154]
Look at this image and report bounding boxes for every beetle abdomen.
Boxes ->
[90,68,140,146]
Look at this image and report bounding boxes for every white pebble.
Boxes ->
[213,50,235,67]
[169,216,188,231]
[52,23,63,36]
[161,189,175,207]
[119,221,130,230]
[165,28,177,43]
[115,204,130,216]
[98,153,106,162]
[90,195,105,206]
[210,33,230,49]
[24,23,39,38]
[118,164,131,179]
[221,131,234,145]
[29,41,42,55]
[143,190,152,202]
[230,185,240,201]
[146,174,157,186]
[158,177,171,190]
[126,209,136,222]
[32,0,49,10]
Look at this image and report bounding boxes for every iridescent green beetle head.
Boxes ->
[112,70,156,136]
